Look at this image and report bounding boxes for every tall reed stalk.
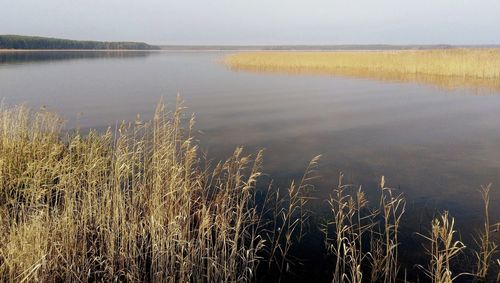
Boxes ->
[324,175,405,283]
[474,184,498,282]
[417,211,467,283]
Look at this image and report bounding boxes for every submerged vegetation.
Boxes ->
[0,101,498,282]
[225,49,500,93]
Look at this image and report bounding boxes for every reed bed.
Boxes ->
[0,100,312,282]
[0,101,498,282]
[225,49,500,93]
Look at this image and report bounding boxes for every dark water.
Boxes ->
[1,51,499,279]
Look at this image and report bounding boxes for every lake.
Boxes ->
[1,50,499,277]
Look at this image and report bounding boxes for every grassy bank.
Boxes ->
[225,49,500,92]
[0,101,498,282]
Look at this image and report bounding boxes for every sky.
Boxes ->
[2,0,500,45]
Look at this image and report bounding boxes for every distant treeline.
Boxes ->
[0,35,160,50]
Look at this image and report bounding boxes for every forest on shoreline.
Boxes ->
[0,35,160,50]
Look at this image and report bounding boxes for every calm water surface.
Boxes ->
[1,51,499,274]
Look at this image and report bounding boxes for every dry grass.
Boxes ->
[474,184,498,281]
[0,100,498,282]
[225,49,500,93]
[416,211,468,283]
[0,99,319,282]
[324,175,405,283]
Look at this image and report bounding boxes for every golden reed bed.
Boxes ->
[225,49,500,93]
[0,100,498,282]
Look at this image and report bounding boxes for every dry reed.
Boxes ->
[416,211,467,283]
[323,175,405,283]
[474,184,499,282]
[225,49,500,93]
[0,99,317,282]
[0,100,498,282]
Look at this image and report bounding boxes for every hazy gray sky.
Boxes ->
[2,0,499,45]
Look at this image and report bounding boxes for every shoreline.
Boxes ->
[0,49,267,53]
[0,49,161,52]
[4,48,495,53]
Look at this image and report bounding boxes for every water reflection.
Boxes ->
[0,50,153,65]
[227,65,500,95]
